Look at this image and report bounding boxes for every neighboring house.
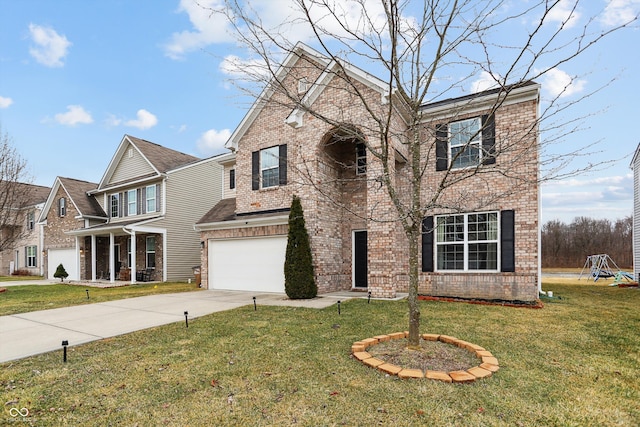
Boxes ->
[631,143,640,282]
[0,182,51,276]
[196,43,540,302]
[38,135,224,283]
[38,177,105,281]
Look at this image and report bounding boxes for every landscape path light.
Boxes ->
[62,340,69,363]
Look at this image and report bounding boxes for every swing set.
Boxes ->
[579,254,634,283]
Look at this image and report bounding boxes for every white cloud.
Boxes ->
[219,54,268,79]
[164,0,234,60]
[104,114,122,128]
[544,174,632,188]
[541,173,633,222]
[0,96,13,108]
[54,105,93,126]
[197,128,231,155]
[540,68,586,99]
[166,0,389,60]
[124,109,158,130]
[543,0,581,29]
[601,0,640,27]
[470,71,500,93]
[28,23,72,67]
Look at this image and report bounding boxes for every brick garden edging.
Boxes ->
[352,332,499,383]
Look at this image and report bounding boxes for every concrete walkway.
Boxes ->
[0,289,370,364]
[0,279,57,287]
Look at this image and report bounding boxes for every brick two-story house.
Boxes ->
[0,182,50,276]
[197,43,540,301]
[39,135,224,283]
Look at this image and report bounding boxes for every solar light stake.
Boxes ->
[62,340,69,363]
[368,291,371,304]
[337,300,341,315]
[86,289,90,299]
[184,311,189,328]
[253,296,257,311]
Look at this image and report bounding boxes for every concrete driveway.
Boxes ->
[0,289,360,363]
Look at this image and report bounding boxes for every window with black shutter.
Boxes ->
[252,144,287,190]
[435,115,496,170]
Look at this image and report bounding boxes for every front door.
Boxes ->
[353,230,368,289]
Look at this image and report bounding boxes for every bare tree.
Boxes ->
[217,0,637,347]
[0,128,35,254]
[542,216,632,268]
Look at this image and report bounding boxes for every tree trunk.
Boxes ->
[407,224,421,348]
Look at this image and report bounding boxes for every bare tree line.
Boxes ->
[542,216,633,269]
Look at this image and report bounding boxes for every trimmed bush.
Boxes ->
[284,195,317,299]
[54,263,69,282]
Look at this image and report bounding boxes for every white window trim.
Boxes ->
[110,194,119,218]
[356,143,367,175]
[146,185,156,213]
[146,236,156,269]
[127,189,137,216]
[435,211,499,272]
[26,245,37,268]
[260,146,280,189]
[27,212,34,230]
[448,117,482,170]
[59,198,66,217]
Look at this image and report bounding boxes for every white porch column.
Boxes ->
[130,231,137,284]
[91,234,97,282]
[75,236,81,281]
[109,232,115,283]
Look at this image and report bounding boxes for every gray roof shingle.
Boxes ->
[127,135,200,173]
[58,177,106,217]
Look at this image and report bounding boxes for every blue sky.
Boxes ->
[0,0,638,225]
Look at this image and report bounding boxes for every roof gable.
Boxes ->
[38,177,104,222]
[226,42,390,150]
[98,135,200,190]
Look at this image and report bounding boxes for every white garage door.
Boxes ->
[48,248,78,281]
[208,236,287,293]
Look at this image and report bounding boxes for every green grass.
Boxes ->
[0,282,202,316]
[1,280,639,426]
[0,275,43,282]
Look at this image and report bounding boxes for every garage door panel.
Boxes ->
[48,249,78,281]
[209,236,286,293]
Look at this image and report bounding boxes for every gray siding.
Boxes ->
[110,144,155,184]
[154,160,224,281]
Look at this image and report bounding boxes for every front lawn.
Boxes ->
[0,275,43,282]
[1,281,638,425]
[0,282,202,316]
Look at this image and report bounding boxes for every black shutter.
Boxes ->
[501,210,515,272]
[229,169,236,190]
[422,216,434,272]
[141,187,146,214]
[435,124,448,171]
[156,184,161,212]
[482,114,496,165]
[252,151,260,190]
[118,192,123,217]
[124,191,129,216]
[279,144,287,186]
[137,188,142,214]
